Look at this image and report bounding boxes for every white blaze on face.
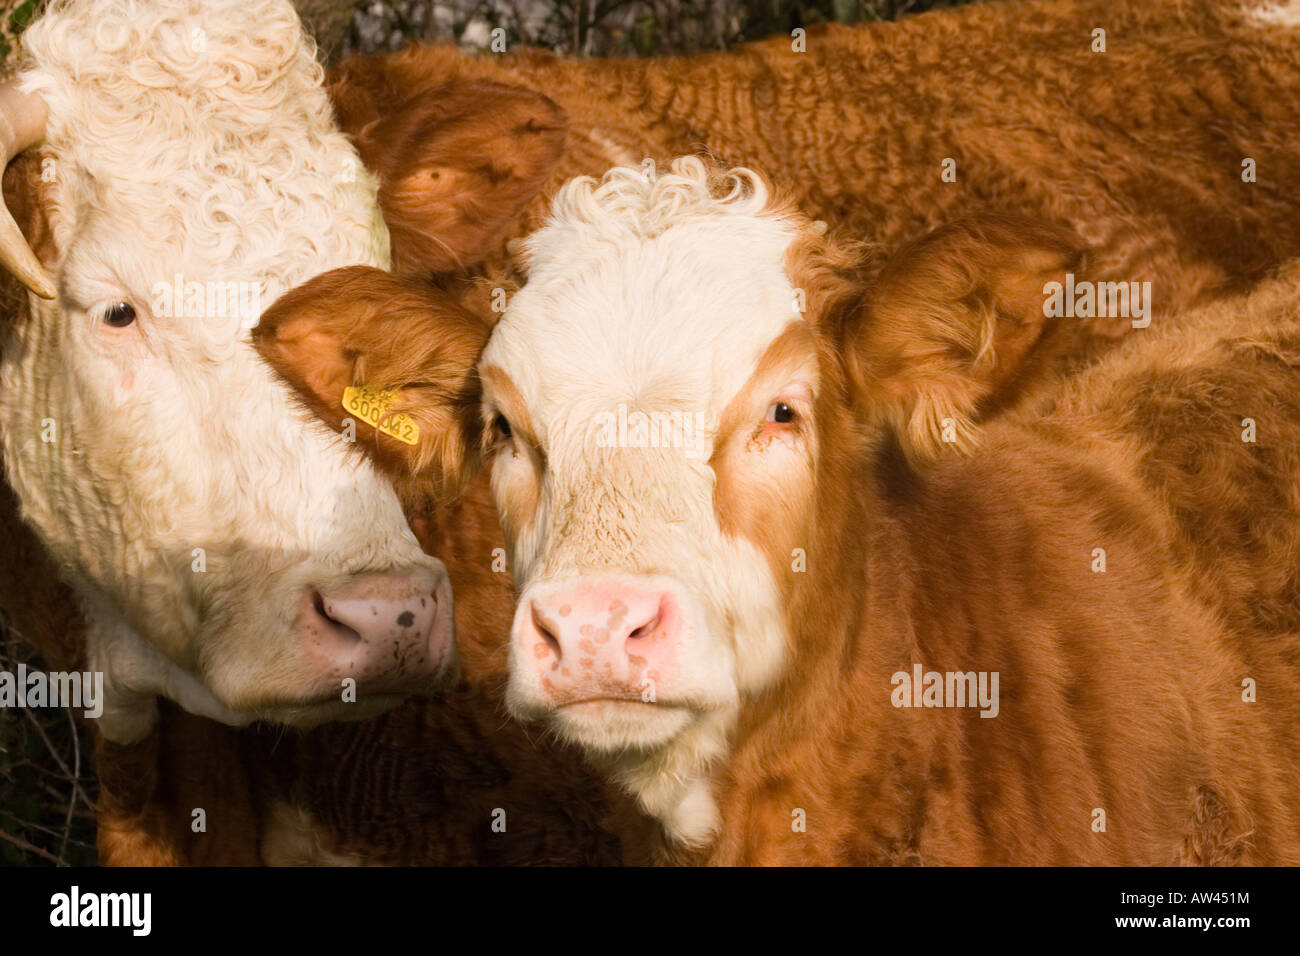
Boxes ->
[0,0,449,741]
[480,159,822,842]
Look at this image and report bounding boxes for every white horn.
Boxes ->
[0,81,55,300]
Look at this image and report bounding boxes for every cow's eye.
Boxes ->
[494,414,512,439]
[103,303,136,328]
[766,401,796,424]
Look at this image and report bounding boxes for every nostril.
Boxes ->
[628,615,660,641]
[312,589,363,643]
[531,603,562,659]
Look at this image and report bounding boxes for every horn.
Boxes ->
[0,81,55,300]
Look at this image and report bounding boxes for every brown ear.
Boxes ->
[842,215,1086,466]
[252,265,488,498]
[351,78,567,274]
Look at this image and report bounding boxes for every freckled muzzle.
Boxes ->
[297,563,454,695]
[510,574,685,708]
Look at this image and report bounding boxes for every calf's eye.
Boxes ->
[766,402,796,424]
[103,303,136,328]
[494,414,512,439]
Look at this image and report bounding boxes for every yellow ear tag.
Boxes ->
[342,385,420,446]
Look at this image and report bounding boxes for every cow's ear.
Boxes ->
[350,78,567,274]
[252,266,488,498]
[840,215,1085,466]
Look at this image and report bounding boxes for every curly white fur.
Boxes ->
[21,0,389,308]
[1,0,439,742]
[521,157,771,272]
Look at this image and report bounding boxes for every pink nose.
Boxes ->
[515,580,680,703]
[300,567,452,693]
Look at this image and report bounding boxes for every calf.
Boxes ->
[473,158,1300,864]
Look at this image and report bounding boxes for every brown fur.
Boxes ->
[839,215,1088,465]
[342,78,568,275]
[255,214,1300,865]
[641,222,1300,865]
[251,266,488,498]
[327,0,1300,366]
[712,320,821,587]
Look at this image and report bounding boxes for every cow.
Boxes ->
[0,0,452,747]
[468,157,1300,864]
[237,216,1071,865]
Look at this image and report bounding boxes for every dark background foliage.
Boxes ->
[340,0,979,59]
[1,0,982,65]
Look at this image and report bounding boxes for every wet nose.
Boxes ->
[300,565,452,692]
[514,578,680,701]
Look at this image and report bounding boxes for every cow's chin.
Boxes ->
[222,651,459,729]
[548,699,695,755]
[199,644,457,731]
[257,693,417,728]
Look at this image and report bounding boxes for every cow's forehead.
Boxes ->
[63,190,293,283]
[24,5,388,306]
[490,218,803,422]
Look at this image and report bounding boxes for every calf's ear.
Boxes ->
[351,78,568,274]
[252,266,488,498]
[841,215,1085,466]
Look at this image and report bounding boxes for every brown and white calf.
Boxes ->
[476,159,1300,864]
[233,230,1085,865]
